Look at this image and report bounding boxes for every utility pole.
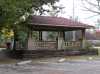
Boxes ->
[72,0,76,41]
[72,0,75,19]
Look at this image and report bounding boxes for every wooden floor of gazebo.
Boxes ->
[10,49,98,59]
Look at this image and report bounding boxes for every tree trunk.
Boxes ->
[13,30,17,50]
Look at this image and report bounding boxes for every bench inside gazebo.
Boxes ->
[26,15,93,50]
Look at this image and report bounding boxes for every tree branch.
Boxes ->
[83,6,100,14]
[81,0,100,14]
[84,0,98,7]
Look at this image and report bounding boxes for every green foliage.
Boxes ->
[47,32,57,41]
[85,40,92,49]
[32,31,39,40]
[0,0,59,49]
[17,31,27,42]
[0,0,59,26]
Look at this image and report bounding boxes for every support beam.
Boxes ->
[81,29,85,48]
[72,31,76,41]
[57,31,64,50]
[39,31,42,41]
[63,31,65,41]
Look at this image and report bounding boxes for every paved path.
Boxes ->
[0,60,100,74]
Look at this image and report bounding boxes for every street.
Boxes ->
[0,59,100,74]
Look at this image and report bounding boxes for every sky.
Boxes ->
[57,0,100,26]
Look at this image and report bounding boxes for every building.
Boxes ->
[26,15,93,50]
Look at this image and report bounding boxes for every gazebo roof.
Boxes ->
[29,15,94,31]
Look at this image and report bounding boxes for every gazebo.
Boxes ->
[27,15,93,50]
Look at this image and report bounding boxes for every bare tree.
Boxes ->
[81,0,100,14]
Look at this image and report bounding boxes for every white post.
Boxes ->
[57,32,64,50]
[39,31,42,41]
[72,31,76,41]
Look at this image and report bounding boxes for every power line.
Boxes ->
[84,14,99,19]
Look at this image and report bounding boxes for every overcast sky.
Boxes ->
[57,0,100,25]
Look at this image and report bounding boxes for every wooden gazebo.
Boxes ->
[27,15,93,50]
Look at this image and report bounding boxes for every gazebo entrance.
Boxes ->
[28,31,81,50]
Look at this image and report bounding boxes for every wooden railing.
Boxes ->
[64,41,81,48]
[31,41,57,49]
[28,40,81,50]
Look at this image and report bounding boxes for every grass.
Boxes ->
[0,55,100,64]
[0,59,19,64]
[65,55,100,61]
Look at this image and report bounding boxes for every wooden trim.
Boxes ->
[39,31,42,41]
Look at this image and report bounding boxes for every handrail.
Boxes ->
[32,41,57,49]
[28,41,81,50]
[64,41,81,48]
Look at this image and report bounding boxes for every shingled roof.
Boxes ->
[29,15,94,29]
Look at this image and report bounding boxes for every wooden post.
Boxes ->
[63,31,65,41]
[81,29,85,48]
[28,31,33,50]
[39,31,42,41]
[72,31,76,41]
[57,31,64,50]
